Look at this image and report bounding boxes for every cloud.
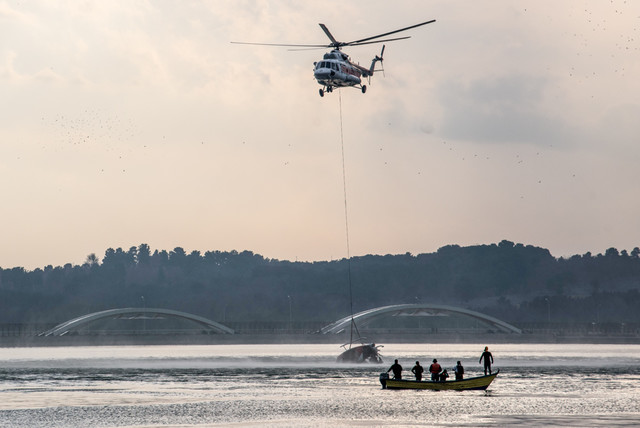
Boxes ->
[0,1,36,26]
[437,74,573,146]
[2,1,640,269]
[599,103,640,148]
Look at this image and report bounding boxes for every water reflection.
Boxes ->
[1,344,640,427]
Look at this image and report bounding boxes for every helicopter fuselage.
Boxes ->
[314,49,378,96]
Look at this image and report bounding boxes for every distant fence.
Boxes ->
[223,321,327,334]
[0,321,327,337]
[515,322,640,336]
[1,321,638,337]
[0,324,56,337]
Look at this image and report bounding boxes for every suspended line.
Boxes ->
[338,90,361,346]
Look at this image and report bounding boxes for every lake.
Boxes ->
[1,343,639,427]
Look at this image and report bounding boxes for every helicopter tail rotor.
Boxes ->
[367,44,386,83]
[376,45,386,77]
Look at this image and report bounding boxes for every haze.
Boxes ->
[1,1,638,270]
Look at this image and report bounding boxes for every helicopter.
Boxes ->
[232,20,435,97]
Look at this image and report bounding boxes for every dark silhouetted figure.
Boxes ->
[440,369,449,382]
[388,359,403,379]
[429,358,442,381]
[479,346,494,375]
[454,361,464,380]
[411,361,424,381]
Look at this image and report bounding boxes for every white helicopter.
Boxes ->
[232,20,435,97]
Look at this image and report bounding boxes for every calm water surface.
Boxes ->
[1,343,639,427]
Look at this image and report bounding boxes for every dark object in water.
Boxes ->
[337,343,383,363]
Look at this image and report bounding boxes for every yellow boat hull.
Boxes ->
[381,370,499,391]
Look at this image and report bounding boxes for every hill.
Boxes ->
[1,240,639,325]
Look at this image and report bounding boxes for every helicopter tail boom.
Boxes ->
[359,44,385,78]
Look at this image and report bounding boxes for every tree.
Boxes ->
[137,244,151,264]
[4,241,640,324]
[170,247,186,261]
[84,253,99,266]
[605,247,619,257]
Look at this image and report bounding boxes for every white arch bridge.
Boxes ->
[319,304,522,334]
[39,304,520,337]
[40,308,234,336]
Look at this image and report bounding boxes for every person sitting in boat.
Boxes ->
[429,359,442,381]
[454,361,464,380]
[479,346,494,375]
[387,359,403,379]
[411,361,424,381]
[439,369,449,382]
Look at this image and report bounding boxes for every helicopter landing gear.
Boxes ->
[320,86,334,97]
[361,85,367,94]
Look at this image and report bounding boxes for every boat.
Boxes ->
[379,370,499,390]
[336,342,383,363]
[334,311,384,363]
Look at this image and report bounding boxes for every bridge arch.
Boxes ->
[320,304,521,334]
[41,308,234,336]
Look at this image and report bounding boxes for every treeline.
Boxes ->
[1,240,639,324]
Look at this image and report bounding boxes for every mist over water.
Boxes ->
[1,344,640,427]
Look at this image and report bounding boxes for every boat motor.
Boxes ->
[379,372,389,389]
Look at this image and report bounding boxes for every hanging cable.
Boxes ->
[338,90,360,346]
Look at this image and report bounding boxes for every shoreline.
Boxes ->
[2,332,639,347]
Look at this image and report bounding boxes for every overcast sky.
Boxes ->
[1,1,639,269]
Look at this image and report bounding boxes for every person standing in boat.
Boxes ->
[387,359,403,379]
[479,346,494,375]
[411,361,424,381]
[429,358,442,381]
[454,361,464,380]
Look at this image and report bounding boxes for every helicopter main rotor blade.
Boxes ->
[288,36,410,51]
[345,19,435,46]
[287,46,335,52]
[319,23,340,46]
[231,41,329,48]
[231,19,434,50]
[348,36,411,46]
